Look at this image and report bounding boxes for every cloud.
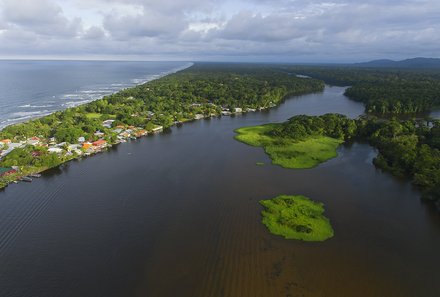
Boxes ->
[0,0,440,62]
[102,7,187,39]
[1,0,82,37]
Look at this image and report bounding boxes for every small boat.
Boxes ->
[20,176,33,182]
[29,173,41,178]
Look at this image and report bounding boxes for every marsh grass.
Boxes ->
[234,124,342,169]
[260,195,334,241]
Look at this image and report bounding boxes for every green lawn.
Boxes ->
[260,195,334,241]
[85,113,102,119]
[234,124,343,169]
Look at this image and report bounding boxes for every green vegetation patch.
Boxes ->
[260,195,334,241]
[235,124,342,169]
[85,112,102,119]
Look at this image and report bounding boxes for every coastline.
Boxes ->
[0,62,194,130]
[0,64,325,189]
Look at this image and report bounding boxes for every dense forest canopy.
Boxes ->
[0,63,324,142]
[284,66,440,114]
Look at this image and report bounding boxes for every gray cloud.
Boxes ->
[1,0,82,37]
[0,0,439,62]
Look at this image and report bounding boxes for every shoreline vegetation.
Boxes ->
[235,113,440,209]
[0,63,325,189]
[260,195,334,241]
[235,124,342,169]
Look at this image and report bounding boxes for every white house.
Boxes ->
[48,147,63,154]
[102,119,115,128]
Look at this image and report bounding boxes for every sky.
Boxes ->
[0,0,439,62]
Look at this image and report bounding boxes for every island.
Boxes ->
[260,195,334,241]
[235,123,343,169]
[235,113,440,209]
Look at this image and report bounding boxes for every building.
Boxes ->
[102,119,115,128]
[0,167,17,177]
[0,139,11,146]
[78,136,86,143]
[27,136,41,146]
[92,139,107,148]
[151,126,163,133]
[48,147,63,154]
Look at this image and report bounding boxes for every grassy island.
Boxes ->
[260,195,334,241]
[235,124,343,169]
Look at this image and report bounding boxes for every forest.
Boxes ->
[285,66,440,114]
[0,63,324,142]
[268,113,440,208]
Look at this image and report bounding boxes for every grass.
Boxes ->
[85,113,102,119]
[260,195,334,241]
[234,124,343,169]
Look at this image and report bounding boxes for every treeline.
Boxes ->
[269,113,440,207]
[0,63,324,142]
[285,66,440,114]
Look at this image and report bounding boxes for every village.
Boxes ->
[0,119,164,185]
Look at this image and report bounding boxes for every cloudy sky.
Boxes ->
[0,0,439,62]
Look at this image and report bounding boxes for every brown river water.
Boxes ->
[0,86,439,297]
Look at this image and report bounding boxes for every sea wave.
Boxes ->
[19,104,54,108]
[0,62,193,129]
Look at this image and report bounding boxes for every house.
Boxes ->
[233,107,243,113]
[78,136,86,143]
[102,119,115,128]
[221,111,232,116]
[151,126,163,133]
[32,151,42,157]
[0,139,11,145]
[112,128,123,134]
[68,144,81,151]
[27,137,41,146]
[94,131,105,137]
[92,139,107,148]
[48,147,63,154]
[194,114,204,120]
[82,142,92,150]
[119,132,131,139]
[0,167,17,177]
[134,130,147,137]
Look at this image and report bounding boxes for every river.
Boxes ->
[0,86,439,297]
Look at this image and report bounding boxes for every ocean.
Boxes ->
[0,60,192,129]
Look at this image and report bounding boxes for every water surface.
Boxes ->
[0,86,439,297]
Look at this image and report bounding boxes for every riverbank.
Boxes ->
[0,63,325,189]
